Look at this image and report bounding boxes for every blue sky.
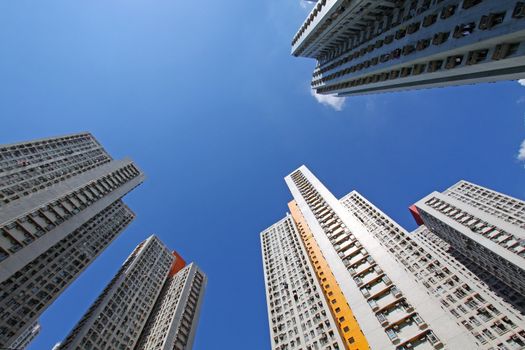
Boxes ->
[0,0,524,349]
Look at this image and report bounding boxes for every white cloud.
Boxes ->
[518,79,525,87]
[518,139,525,162]
[299,0,316,9]
[310,89,346,111]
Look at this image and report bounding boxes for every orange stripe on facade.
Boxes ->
[169,251,186,276]
[288,201,369,350]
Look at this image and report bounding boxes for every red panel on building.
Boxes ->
[168,251,186,276]
[409,205,424,226]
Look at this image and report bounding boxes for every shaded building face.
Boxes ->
[0,133,145,348]
[57,236,206,350]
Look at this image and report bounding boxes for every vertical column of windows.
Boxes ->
[289,170,442,350]
[289,200,369,350]
[262,217,342,350]
[0,133,111,205]
[172,269,205,350]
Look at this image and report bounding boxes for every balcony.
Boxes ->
[479,12,506,30]
[327,222,342,234]
[330,227,346,241]
[323,217,337,227]
[342,242,361,256]
[467,49,488,65]
[386,315,428,345]
[347,249,367,265]
[355,262,375,277]
[375,287,403,309]
[351,258,373,274]
[336,240,353,253]
[432,32,449,45]
[368,282,394,301]
[396,330,443,350]
[453,22,475,38]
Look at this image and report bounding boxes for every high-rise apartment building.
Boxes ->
[261,165,525,350]
[293,0,525,97]
[58,235,206,350]
[411,180,525,313]
[0,133,145,348]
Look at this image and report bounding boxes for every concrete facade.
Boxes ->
[57,235,175,350]
[261,165,525,350]
[413,181,524,297]
[411,180,525,347]
[136,263,207,350]
[0,133,144,348]
[292,0,525,97]
[57,236,206,350]
[261,216,347,350]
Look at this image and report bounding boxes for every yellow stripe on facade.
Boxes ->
[288,200,369,350]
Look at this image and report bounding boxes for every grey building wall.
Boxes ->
[136,263,207,350]
[414,180,525,314]
[261,216,346,350]
[0,133,145,347]
[412,226,525,349]
[57,235,175,350]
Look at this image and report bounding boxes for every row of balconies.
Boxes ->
[316,39,520,94]
[426,198,524,257]
[313,0,491,77]
[313,37,519,89]
[395,330,443,350]
[313,2,524,92]
[291,0,329,47]
[0,149,107,192]
[0,137,96,174]
[314,0,450,65]
[1,186,129,256]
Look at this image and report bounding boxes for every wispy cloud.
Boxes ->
[519,79,525,87]
[518,139,525,162]
[299,0,316,9]
[310,89,346,111]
